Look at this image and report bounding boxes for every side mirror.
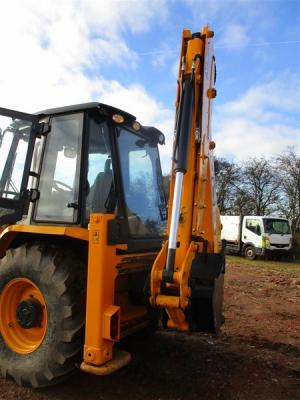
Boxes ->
[256,225,261,235]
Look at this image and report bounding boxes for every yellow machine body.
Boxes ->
[0,25,224,385]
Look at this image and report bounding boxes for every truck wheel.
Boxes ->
[0,242,85,388]
[244,246,256,260]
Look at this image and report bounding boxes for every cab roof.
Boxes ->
[36,102,136,121]
[36,102,165,144]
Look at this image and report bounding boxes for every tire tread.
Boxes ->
[0,241,86,388]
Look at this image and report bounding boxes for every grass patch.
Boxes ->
[226,255,300,275]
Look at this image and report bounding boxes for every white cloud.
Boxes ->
[150,41,177,69]
[213,74,300,161]
[0,1,174,174]
[0,0,169,110]
[97,81,174,173]
[184,0,228,22]
[4,0,298,182]
[183,0,273,52]
[1,1,166,73]
[218,23,249,49]
[220,75,300,116]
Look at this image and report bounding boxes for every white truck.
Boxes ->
[220,215,292,260]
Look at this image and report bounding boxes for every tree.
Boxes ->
[276,149,300,233]
[215,157,281,216]
[229,157,281,215]
[237,157,281,215]
[214,157,240,214]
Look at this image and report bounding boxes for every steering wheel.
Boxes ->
[53,180,72,192]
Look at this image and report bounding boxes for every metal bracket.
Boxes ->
[29,188,40,202]
[33,122,51,136]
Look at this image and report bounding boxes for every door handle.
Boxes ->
[67,202,78,209]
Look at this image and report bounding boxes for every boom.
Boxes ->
[150,26,225,333]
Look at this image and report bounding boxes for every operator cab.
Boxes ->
[0,103,167,251]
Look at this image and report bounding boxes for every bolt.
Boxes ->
[209,141,216,150]
[86,350,95,361]
[207,88,217,99]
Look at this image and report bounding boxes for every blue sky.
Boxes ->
[0,0,299,172]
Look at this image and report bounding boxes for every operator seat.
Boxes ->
[88,158,113,214]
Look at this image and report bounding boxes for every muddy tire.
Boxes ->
[244,245,256,260]
[0,242,85,388]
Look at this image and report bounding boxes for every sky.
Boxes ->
[0,0,299,173]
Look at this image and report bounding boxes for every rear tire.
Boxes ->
[0,242,85,388]
[244,245,256,260]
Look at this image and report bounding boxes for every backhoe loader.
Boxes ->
[0,26,224,387]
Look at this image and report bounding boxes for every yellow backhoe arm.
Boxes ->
[150,26,225,333]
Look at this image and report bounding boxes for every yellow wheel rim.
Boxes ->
[0,278,48,354]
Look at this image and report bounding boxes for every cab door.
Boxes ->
[243,217,262,248]
[0,107,39,225]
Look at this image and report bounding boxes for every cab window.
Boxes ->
[117,127,166,237]
[0,116,32,199]
[85,117,115,223]
[246,219,261,236]
[35,113,83,223]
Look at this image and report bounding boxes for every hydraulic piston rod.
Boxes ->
[164,75,194,281]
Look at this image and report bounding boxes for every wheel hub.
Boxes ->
[16,299,43,329]
[0,277,48,354]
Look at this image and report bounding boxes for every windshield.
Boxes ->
[263,218,290,235]
[117,127,167,237]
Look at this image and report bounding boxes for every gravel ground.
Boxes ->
[0,258,299,400]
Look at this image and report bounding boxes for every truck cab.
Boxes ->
[261,217,292,254]
[221,215,292,260]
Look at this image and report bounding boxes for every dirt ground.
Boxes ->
[0,257,299,400]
